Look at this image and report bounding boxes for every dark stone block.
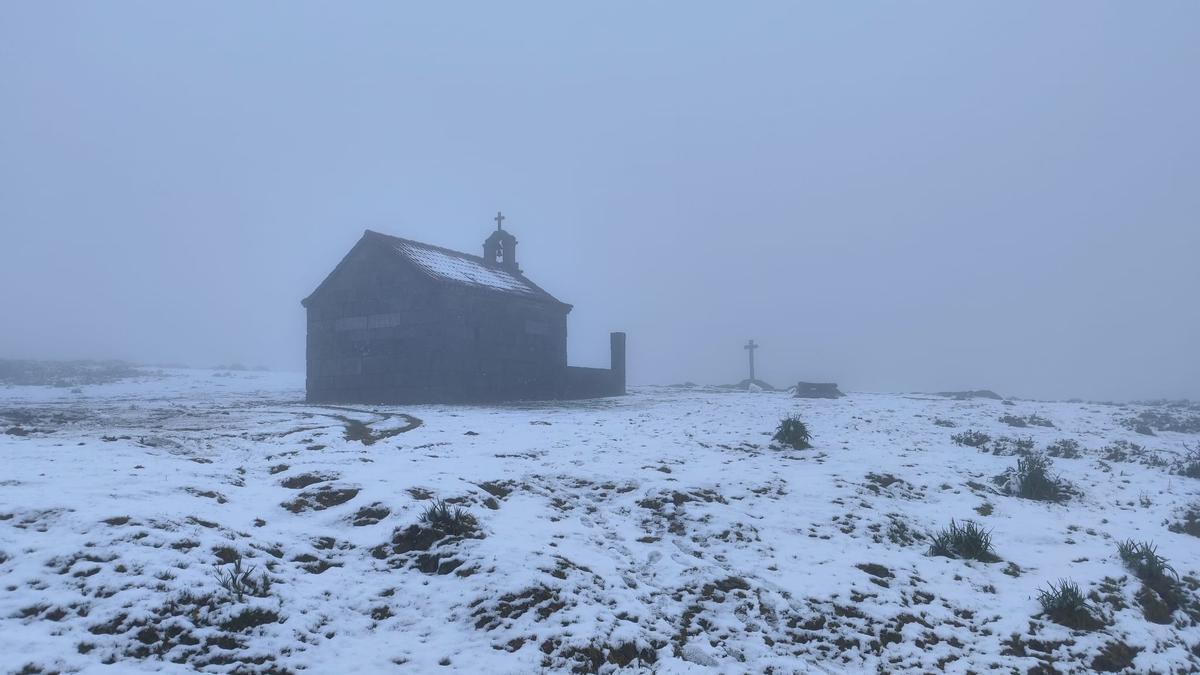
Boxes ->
[793,382,845,399]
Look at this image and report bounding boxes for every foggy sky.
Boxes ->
[2,3,1197,401]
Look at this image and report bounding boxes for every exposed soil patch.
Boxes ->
[473,585,565,629]
[1091,640,1142,672]
[352,503,390,526]
[328,410,422,445]
[184,488,228,504]
[371,505,483,575]
[281,486,360,513]
[478,481,514,499]
[1169,506,1200,538]
[856,563,893,579]
[280,472,337,490]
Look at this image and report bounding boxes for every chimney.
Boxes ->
[610,332,626,395]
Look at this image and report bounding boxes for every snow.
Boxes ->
[1,370,1198,673]
[393,242,538,296]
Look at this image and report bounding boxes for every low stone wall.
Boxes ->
[793,382,845,399]
[562,332,626,399]
[564,366,623,399]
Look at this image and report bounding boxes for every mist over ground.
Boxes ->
[1,3,1196,401]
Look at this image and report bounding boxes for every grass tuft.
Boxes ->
[772,415,811,450]
[1116,539,1185,621]
[927,520,999,562]
[1116,540,1176,584]
[1038,579,1101,630]
[1011,454,1071,502]
[212,553,272,603]
[421,499,479,537]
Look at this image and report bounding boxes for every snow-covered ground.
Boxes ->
[1,370,1198,674]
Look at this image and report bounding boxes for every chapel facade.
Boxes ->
[301,217,625,404]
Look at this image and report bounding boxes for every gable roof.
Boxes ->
[302,229,571,309]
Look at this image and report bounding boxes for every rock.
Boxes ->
[281,486,360,513]
[792,382,844,399]
[935,390,1002,400]
[681,643,719,667]
[719,379,776,392]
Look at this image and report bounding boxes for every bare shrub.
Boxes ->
[991,436,1035,456]
[951,430,990,449]
[1045,438,1082,459]
[1175,442,1200,479]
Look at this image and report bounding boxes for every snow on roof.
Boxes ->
[302,230,570,308]
[387,236,561,302]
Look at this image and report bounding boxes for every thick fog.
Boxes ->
[1,3,1196,401]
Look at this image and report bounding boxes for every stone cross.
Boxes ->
[494,211,506,230]
[744,339,758,382]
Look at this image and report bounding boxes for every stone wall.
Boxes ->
[563,333,626,399]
